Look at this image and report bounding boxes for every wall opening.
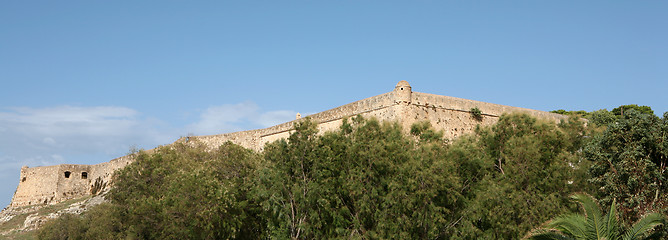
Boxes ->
[81,172,88,179]
[22,177,26,182]
[64,171,71,178]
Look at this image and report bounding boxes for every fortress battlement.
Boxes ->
[8,81,568,207]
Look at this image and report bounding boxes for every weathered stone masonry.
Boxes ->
[8,81,568,207]
[187,80,567,151]
[10,156,133,207]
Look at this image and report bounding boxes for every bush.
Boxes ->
[470,107,483,121]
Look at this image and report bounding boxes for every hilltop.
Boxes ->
[1,81,574,238]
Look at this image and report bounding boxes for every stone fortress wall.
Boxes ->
[8,81,568,208]
[10,156,134,207]
[187,90,399,151]
[188,80,567,151]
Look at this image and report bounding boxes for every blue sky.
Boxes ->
[1,1,666,208]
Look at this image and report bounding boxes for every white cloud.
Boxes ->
[42,137,56,145]
[0,106,173,161]
[0,103,297,168]
[0,103,297,167]
[0,106,140,137]
[0,103,298,208]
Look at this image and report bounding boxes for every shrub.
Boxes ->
[470,107,483,121]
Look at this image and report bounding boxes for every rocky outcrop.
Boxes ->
[0,192,108,236]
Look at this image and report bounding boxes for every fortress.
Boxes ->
[8,81,568,208]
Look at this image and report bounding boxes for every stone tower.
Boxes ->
[394,80,412,104]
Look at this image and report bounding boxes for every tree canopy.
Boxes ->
[612,105,655,117]
[527,193,665,240]
[585,110,668,226]
[37,112,668,239]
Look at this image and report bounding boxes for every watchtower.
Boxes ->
[394,80,412,104]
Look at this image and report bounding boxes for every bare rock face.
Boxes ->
[0,191,108,236]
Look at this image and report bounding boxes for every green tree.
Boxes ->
[551,105,654,127]
[255,116,463,239]
[451,114,591,239]
[39,141,266,239]
[254,119,321,238]
[551,109,588,117]
[37,112,603,239]
[589,109,616,127]
[527,193,665,240]
[38,214,87,240]
[585,110,668,227]
[612,105,654,116]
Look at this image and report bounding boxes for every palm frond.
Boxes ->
[603,198,620,240]
[527,193,666,240]
[622,213,666,240]
[528,230,575,240]
[571,194,602,220]
[571,193,605,239]
[547,214,588,239]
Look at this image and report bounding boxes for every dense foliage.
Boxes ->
[40,142,264,239]
[612,105,655,117]
[528,193,665,240]
[450,114,589,239]
[551,104,654,127]
[551,109,589,117]
[585,110,668,226]
[255,117,462,238]
[38,111,666,239]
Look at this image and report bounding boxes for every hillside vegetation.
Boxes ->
[37,111,667,239]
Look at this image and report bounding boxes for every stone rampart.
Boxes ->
[8,80,570,207]
[10,155,135,207]
[405,92,568,139]
[11,166,60,207]
[411,92,565,121]
[188,83,567,152]
[190,91,398,151]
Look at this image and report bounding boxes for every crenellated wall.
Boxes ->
[8,80,569,207]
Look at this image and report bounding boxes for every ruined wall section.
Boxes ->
[89,155,134,185]
[55,165,91,201]
[11,164,91,207]
[10,155,135,207]
[11,166,60,207]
